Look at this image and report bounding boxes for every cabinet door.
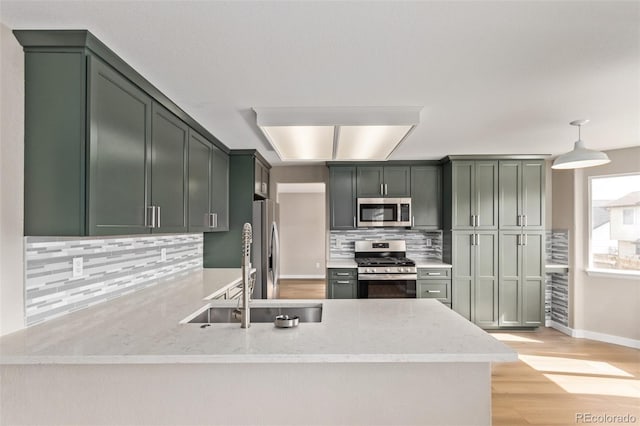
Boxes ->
[356,166,384,197]
[474,231,499,327]
[522,161,545,229]
[254,160,269,199]
[474,161,498,229]
[211,145,229,231]
[328,280,357,299]
[451,162,474,229]
[522,231,545,326]
[451,231,474,320]
[410,166,441,229]
[498,161,522,230]
[88,57,151,235]
[261,165,270,199]
[499,231,522,326]
[384,166,411,197]
[188,131,211,232]
[330,167,357,229]
[151,103,188,233]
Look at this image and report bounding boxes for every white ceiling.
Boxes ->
[1,1,638,165]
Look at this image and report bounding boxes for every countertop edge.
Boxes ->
[0,352,517,365]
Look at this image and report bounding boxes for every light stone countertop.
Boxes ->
[415,261,452,269]
[326,259,357,269]
[0,268,516,365]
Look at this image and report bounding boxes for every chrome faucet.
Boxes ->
[241,223,253,328]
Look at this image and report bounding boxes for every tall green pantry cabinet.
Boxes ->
[16,30,229,236]
[443,156,546,329]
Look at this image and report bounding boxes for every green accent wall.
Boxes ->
[203,154,254,267]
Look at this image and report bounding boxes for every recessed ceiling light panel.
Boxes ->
[254,106,422,162]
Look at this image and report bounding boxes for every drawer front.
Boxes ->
[417,268,451,279]
[328,268,357,279]
[328,279,357,299]
[417,280,450,301]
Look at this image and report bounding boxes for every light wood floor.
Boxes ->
[278,280,640,425]
[278,279,326,299]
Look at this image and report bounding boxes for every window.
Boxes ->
[623,208,634,225]
[589,173,640,273]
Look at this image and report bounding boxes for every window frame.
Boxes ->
[587,172,640,277]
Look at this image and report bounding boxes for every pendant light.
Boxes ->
[551,120,611,169]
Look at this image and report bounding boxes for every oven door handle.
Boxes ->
[358,274,418,280]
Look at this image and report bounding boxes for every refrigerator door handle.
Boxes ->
[270,221,280,293]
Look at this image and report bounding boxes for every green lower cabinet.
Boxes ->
[451,231,499,327]
[417,280,450,303]
[327,268,358,299]
[498,231,545,327]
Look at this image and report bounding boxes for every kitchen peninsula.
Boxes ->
[0,268,516,426]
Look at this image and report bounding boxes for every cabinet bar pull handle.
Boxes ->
[336,280,350,284]
[146,206,155,228]
[517,234,522,246]
[380,184,384,195]
[336,273,350,276]
[353,216,356,228]
[212,213,218,228]
[523,215,527,227]
[426,290,442,293]
[412,216,415,227]
[471,215,475,227]
[426,272,441,276]
[385,184,388,195]
[523,234,528,246]
[517,215,521,226]
[156,206,161,228]
[476,215,480,227]
[471,234,476,246]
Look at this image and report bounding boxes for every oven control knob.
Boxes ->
[368,268,374,273]
[386,268,391,272]
[400,268,407,273]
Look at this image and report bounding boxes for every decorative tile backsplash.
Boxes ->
[329,229,442,260]
[25,234,203,326]
[545,229,569,326]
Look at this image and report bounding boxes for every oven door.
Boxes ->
[358,274,417,298]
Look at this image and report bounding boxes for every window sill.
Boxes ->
[586,268,640,280]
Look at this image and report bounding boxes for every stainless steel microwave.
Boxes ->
[357,198,412,227]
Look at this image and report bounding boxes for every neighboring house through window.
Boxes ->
[589,174,640,273]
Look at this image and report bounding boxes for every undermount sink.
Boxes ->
[183,303,323,324]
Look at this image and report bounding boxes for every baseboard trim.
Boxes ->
[279,275,326,280]
[549,321,640,349]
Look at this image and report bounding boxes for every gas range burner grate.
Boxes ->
[355,257,416,267]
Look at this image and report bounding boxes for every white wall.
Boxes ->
[0,24,25,336]
[553,146,640,346]
[278,191,326,278]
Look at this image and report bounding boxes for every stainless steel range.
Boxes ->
[355,240,417,298]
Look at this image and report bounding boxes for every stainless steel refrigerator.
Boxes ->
[252,199,280,299]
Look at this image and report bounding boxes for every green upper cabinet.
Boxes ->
[150,103,188,233]
[499,160,545,230]
[254,158,270,199]
[188,130,229,233]
[450,161,498,230]
[210,144,230,231]
[330,166,357,229]
[16,29,231,237]
[498,231,545,327]
[356,166,410,197]
[88,56,152,235]
[188,131,212,232]
[410,165,441,229]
